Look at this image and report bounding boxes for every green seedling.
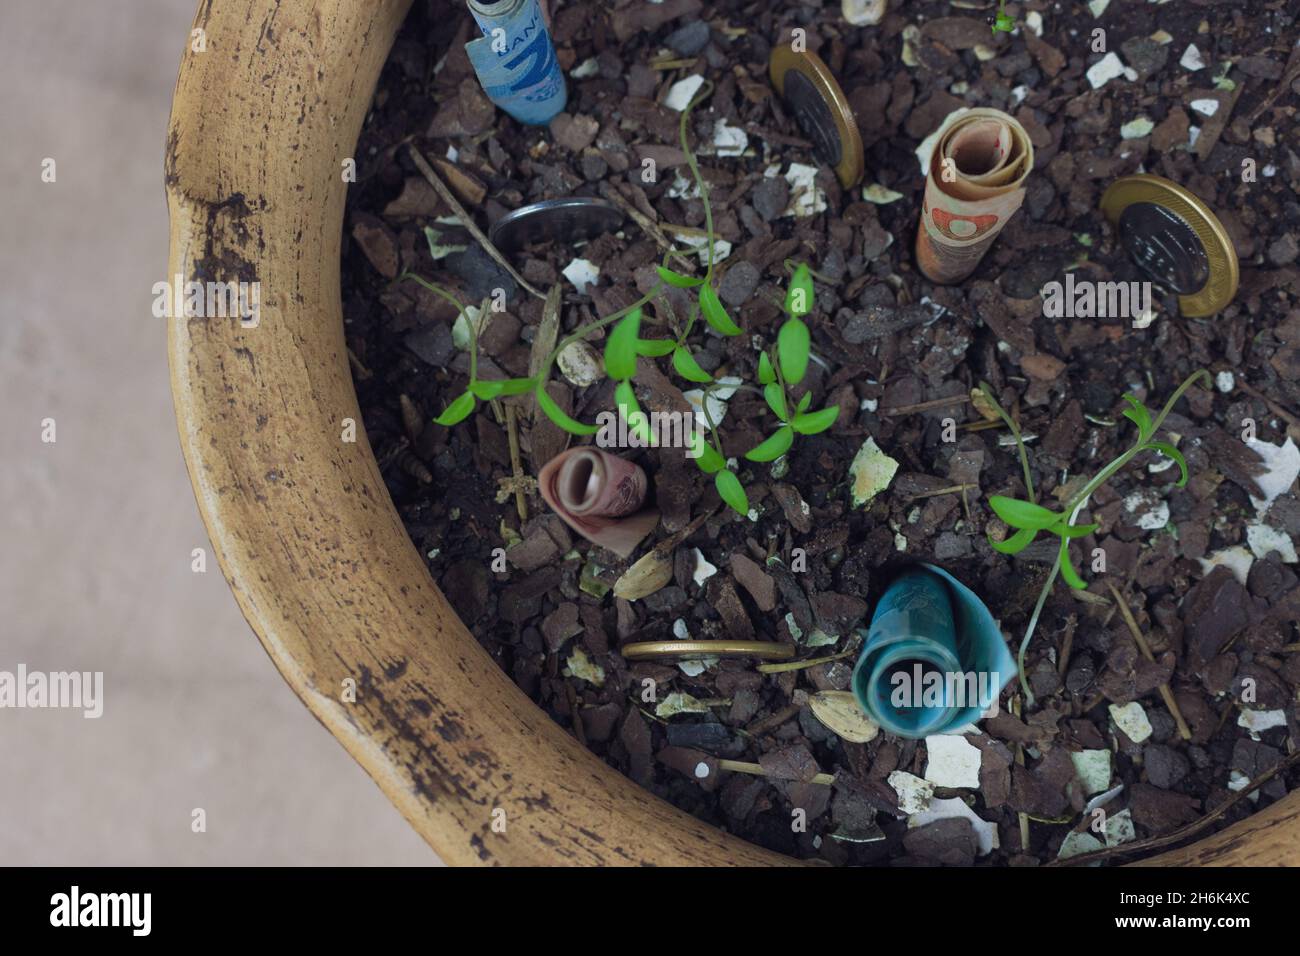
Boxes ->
[408,82,838,520]
[403,264,656,434]
[976,380,1035,503]
[988,370,1210,702]
[990,0,1016,34]
[743,262,839,461]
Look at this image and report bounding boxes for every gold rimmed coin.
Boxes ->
[620,640,796,661]
[769,45,864,190]
[1100,174,1238,318]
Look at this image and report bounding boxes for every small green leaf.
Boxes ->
[434,391,476,426]
[989,526,1038,555]
[757,351,776,386]
[797,392,812,412]
[1144,441,1189,486]
[700,284,742,335]
[636,338,676,357]
[1120,394,1153,439]
[778,317,810,385]
[988,495,1062,530]
[614,379,639,414]
[536,384,598,435]
[792,406,839,435]
[469,380,505,400]
[500,377,536,396]
[671,346,713,383]
[745,426,794,462]
[469,377,533,400]
[691,435,725,473]
[615,380,656,446]
[604,308,642,380]
[785,263,814,318]
[764,383,788,421]
[1056,521,1099,539]
[715,469,749,515]
[1059,548,1088,590]
[656,265,704,288]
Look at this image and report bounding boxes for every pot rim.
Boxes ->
[163,0,1300,867]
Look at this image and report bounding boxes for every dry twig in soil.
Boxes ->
[407,144,546,300]
[504,404,528,522]
[1106,581,1192,741]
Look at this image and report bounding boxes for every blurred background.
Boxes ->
[0,0,432,865]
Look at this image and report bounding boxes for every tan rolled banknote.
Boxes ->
[538,448,659,558]
[915,108,1034,285]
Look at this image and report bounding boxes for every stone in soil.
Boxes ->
[582,703,621,742]
[1120,37,1169,77]
[666,721,732,751]
[1232,663,1291,710]
[717,260,760,307]
[720,774,766,820]
[751,177,789,221]
[446,246,517,301]
[642,585,688,615]
[620,710,654,786]
[1268,234,1299,267]
[811,592,868,635]
[1009,748,1075,818]
[860,220,892,261]
[664,20,710,56]
[1128,783,1201,835]
[902,817,978,867]
[1143,744,1190,790]
[923,734,982,789]
[403,324,455,368]
[540,602,583,653]
[1183,567,1251,665]
[351,215,400,278]
[550,113,600,153]
[832,773,897,828]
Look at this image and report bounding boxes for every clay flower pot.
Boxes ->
[165,0,1300,865]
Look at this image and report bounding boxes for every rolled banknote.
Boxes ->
[465,0,566,125]
[537,448,659,558]
[915,108,1034,285]
[851,564,1014,737]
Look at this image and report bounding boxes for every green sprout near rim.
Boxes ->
[986,369,1211,703]
[402,78,839,521]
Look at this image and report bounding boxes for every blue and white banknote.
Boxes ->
[465,0,566,125]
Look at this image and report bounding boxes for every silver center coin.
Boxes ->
[490,197,625,252]
[1118,202,1209,295]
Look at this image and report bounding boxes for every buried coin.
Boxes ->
[620,640,796,661]
[769,45,864,190]
[1100,174,1238,318]
[489,197,625,252]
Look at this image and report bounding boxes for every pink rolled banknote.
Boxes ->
[915,107,1033,284]
[537,448,660,558]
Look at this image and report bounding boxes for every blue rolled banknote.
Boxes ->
[465,0,566,125]
[852,564,1014,737]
